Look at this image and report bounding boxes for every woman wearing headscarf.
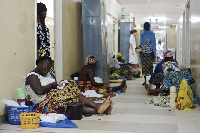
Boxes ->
[78,55,127,93]
[109,51,133,80]
[37,2,50,58]
[137,22,156,86]
[146,50,194,95]
[145,50,176,95]
[25,56,114,115]
[37,2,56,76]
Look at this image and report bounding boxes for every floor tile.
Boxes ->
[1,72,200,133]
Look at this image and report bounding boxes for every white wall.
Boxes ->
[104,0,121,55]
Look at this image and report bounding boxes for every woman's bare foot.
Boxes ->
[145,84,148,90]
[146,84,151,95]
[121,80,126,87]
[97,96,111,114]
[104,100,114,115]
[122,84,127,92]
[118,80,127,92]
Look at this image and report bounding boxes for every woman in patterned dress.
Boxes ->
[78,55,127,93]
[145,50,176,95]
[146,50,194,95]
[37,2,56,76]
[137,22,156,86]
[109,51,133,80]
[25,56,114,115]
[37,2,50,58]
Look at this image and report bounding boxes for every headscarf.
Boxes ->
[116,52,122,59]
[37,2,47,26]
[139,22,156,57]
[109,51,120,69]
[85,55,97,65]
[109,51,115,59]
[163,50,173,58]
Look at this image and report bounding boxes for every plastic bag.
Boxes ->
[2,99,20,106]
[177,80,195,110]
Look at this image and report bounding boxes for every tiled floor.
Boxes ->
[1,76,200,133]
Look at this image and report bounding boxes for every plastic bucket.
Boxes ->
[16,88,27,99]
[66,102,83,120]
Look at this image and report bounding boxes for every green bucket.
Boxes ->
[16,88,27,99]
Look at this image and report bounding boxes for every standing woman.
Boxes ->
[138,22,156,85]
[129,30,138,72]
[37,3,55,76]
[37,2,50,58]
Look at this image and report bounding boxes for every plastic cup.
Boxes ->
[74,77,78,85]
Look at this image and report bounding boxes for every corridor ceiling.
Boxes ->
[116,0,188,28]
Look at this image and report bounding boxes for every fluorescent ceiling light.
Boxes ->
[146,17,167,22]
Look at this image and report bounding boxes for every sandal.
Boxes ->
[142,82,146,86]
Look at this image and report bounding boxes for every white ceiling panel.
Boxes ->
[117,0,188,27]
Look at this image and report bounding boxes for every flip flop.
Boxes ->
[142,82,146,86]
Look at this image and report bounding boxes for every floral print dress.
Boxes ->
[37,22,50,57]
[161,70,193,93]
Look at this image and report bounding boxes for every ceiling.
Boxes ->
[116,0,188,28]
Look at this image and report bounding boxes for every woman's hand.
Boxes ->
[135,47,141,49]
[58,80,64,87]
[99,83,105,86]
[151,52,155,58]
[51,82,58,89]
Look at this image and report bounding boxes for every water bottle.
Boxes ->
[170,86,177,109]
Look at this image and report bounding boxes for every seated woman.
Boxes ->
[78,55,127,93]
[110,52,131,80]
[146,50,194,95]
[25,56,114,115]
[116,52,141,79]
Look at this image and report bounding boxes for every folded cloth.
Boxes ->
[81,90,104,98]
[94,77,103,83]
[40,113,66,123]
